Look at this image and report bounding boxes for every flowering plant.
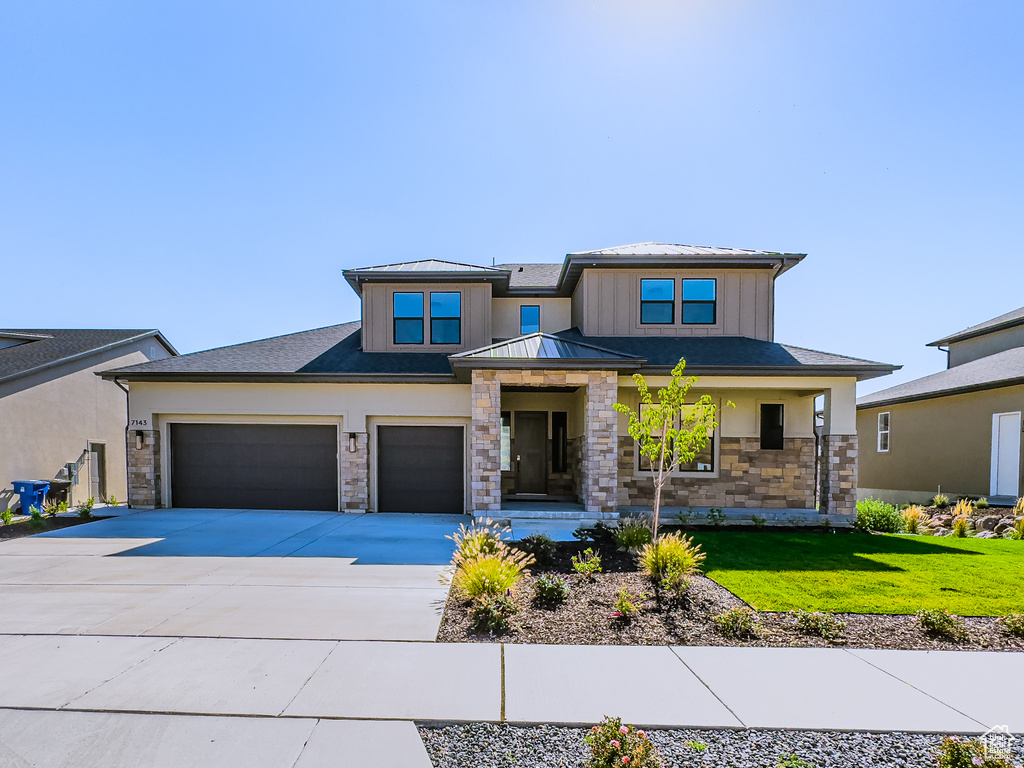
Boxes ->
[935,735,1019,768]
[584,716,661,768]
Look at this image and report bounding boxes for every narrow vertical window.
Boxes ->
[682,279,716,324]
[760,403,785,450]
[500,411,512,471]
[430,292,461,344]
[877,412,890,452]
[640,279,675,324]
[520,305,540,335]
[393,292,424,344]
[552,411,568,472]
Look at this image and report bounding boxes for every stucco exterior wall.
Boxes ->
[947,325,1024,368]
[0,340,172,512]
[573,268,775,340]
[491,298,572,338]
[857,384,1024,502]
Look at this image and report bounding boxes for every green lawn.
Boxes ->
[688,530,1024,616]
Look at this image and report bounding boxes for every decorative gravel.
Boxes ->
[420,723,1024,768]
[435,541,1024,651]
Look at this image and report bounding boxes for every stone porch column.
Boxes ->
[341,432,369,511]
[820,382,858,517]
[583,371,619,515]
[126,429,161,508]
[471,369,502,513]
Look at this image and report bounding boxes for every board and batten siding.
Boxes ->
[572,268,775,340]
[360,282,493,352]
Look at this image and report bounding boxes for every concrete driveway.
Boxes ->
[0,509,462,641]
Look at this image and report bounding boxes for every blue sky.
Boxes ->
[2,1,1021,395]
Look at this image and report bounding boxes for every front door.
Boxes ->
[992,412,1022,498]
[89,442,106,501]
[515,412,547,495]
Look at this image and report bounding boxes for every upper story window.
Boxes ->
[682,279,716,324]
[520,305,540,335]
[877,412,890,452]
[640,279,675,324]
[430,292,461,344]
[393,292,424,344]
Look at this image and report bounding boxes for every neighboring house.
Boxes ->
[858,306,1024,505]
[102,243,896,522]
[0,329,177,512]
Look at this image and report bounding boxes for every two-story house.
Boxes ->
[103,243,896,523]
[858,305,1024,505]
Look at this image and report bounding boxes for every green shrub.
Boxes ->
[453,550,534,597]
[855,498,902,532]
[76,497,95,520]
[901,505,927,534]
[612,588,644,619]
[932,493,951,508]
[107,495,118,507]
[1010,516,1024,540]
[976,497,989,509]
[572,526,596,542]
[713,606,759,638]
[533,574,571,606]
[1,508,13,526]
[29,505,45,529]
[996,612,1024,637]
[583,716,662,768]
[470,594,517,634]
[571,548,602,580]
[751,515,767,528]
[516,534,556,568]
[638,532,705,588]
[951,515,971,538]
[705,508,725,526]
[776,756,815,768]
[916,608,967,641]
[791,609,846,642]
[612,516,653,552]
[936,735,1015,768]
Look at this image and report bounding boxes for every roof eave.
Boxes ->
[2,331,174,387]
[636,364,898,382]
[857,375,1024,410]
[100,371,459,384]
[343,269,511,296]
[927,316,1024,347]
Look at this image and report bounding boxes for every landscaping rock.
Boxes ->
[934,515,953,527]
[975,531,997,539]
[995,523,1010,534]
[978,515,1001,531]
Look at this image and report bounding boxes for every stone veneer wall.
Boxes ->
[127,429,161,508]
[341,432,369,511]
[819,434,857,516]
[471,369,619,514]
[619,436,817,509]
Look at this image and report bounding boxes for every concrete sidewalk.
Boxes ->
[0,636,1019,734]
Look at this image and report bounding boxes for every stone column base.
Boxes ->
[820,434,857,516]
[127,429,161,508]
[341,432,369,511]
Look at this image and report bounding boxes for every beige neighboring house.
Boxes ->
[858,306,1024,505]
[101,243,896,524]
[0,329,177,512]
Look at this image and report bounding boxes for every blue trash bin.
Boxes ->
[12,480,50,515]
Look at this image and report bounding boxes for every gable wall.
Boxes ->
[947,324,1024,368]
[361,282,492,352]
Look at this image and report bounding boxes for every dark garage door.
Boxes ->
[170,423,338,511]
[377,426,464,513]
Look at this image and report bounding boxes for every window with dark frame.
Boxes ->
[636,403,715,473]
[682,279,716,324]
[640,279,675,324]
[500,412,512,471]
[520,305,540,335]
[760,403,785,450]
[393,292,424,344]
[552,411,568,473]
[430,292,461,345]
[877,412,890,452]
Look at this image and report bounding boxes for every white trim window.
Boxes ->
[877,412,890,453]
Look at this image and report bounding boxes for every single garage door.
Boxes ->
[377,425,464,513]
[170,423,338,511]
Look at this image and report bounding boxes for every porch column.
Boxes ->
[341,432,369,511]
[471,369,502,513]
[820,381,858,517]
[583,371,619,515]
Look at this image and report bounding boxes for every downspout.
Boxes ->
[113,377,131,509]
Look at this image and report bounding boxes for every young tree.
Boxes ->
[614,358,730,534]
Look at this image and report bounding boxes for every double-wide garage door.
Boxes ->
[170,424,339,511]
[377,426,464,513]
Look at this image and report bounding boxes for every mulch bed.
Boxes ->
[435,537,1024,651]
[0,516,110,541]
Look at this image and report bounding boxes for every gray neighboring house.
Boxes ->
[0,329,177,512]
[857,305,1024,504]
[102,243,897,524]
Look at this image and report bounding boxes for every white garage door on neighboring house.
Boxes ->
[170,423,339,511]
[991,412,1022,499]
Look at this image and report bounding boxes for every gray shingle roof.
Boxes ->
[0,329,169,385]
[553,329,895,379]
[857,346,1024,408]
[569,242,803,257]
[104,323,455,380]
[928,305,1024,347]
[495,263,563,289]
